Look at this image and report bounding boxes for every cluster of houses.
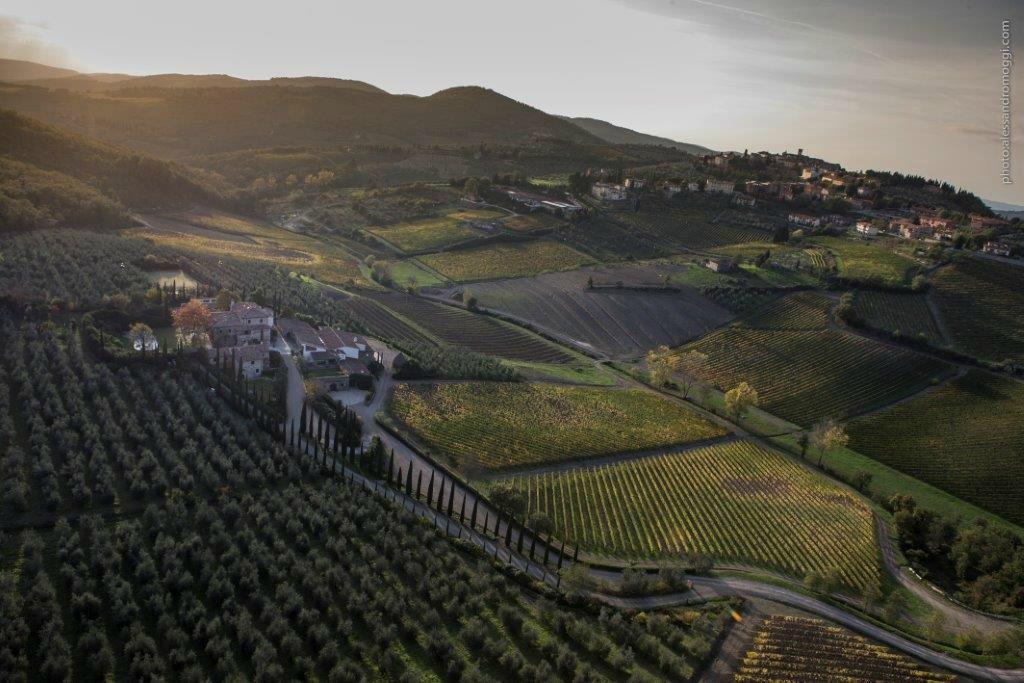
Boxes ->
[277,318,381,393]
[176,298,384,390]
[788,212,850,230]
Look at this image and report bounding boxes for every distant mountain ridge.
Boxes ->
[0,70,602,157]
[559,116,713,155]
[0,58,79,82]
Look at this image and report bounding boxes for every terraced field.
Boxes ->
[684,295,953,425]
[447,265,734,357]
[387,382,726,472]
[848,370,1024,525]
[852,291,945,345]
[362,291,576,363]
[931,257,1024,363]
[734,616,955,682]
[503,440,881,592]
[418,240,593,281]
[811,236,918,286]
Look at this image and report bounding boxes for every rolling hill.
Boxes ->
[559,115,713,154]
[0,58,79,82]
[0,63,602,157]
[0,109,236,227]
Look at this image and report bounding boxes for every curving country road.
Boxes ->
[589,569,1024,682]
[274,334,1024,681]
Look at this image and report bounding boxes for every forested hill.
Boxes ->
[0,110,238,231]
[560,115,714,155]
[0,82,601,158]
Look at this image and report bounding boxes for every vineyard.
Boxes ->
[387,382,726,472]
[362,291,576,364]
[931,257,1024,363]
[851,291,945,345]
[686,325,952,426]
[503,440,881,592]
[454,266,734,358]
[741,291,832,331]
[0,322,302,516]
[0,478,731,681]
[733,615,955,682]
[848,370,1024,525]
[558,217,669,260]
[418,240,593,281]
[614,211,772,251]
[333,293,437,347]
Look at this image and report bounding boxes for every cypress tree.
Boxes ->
[405,467,413,496]
[529,536,537,561]
[483,512,490,536]
[436,480,446,512]
[469,499,479,530]
[396,466,403,491]
[517,525,525,555]
[557,541,566,571]
[504,520,513,547]
[458,497,466,523]
[387,450,394,484]
[299,403,307,435]
[543,544,550,565]
[416,471,422,499]
[426,472,435,504]
[446,485,455,517]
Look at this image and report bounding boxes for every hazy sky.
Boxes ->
[2,0,1022,203]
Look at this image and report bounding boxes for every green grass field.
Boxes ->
[931,257,1024,363]
[387,381,725,472]
[501,439,881,592]
[386,259,448,288]
[848,370,1024,525]
[367,209,504,252]
[418,240,593,281]
[502,212,563,232]
[810,236,918,286]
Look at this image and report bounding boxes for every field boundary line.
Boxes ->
[476,434,741,480]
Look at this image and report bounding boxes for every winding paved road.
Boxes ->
[590,570,1024,682]
[275,333,1024,681]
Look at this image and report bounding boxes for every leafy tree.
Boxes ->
[645,345,680,387]
[724,382,758,420]
[676,350,709,399]
[172,300,212,346]
[489,483,526,518]
[809,418,849,467]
